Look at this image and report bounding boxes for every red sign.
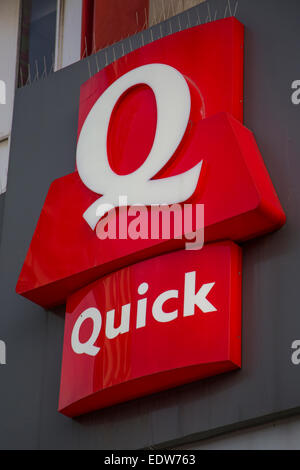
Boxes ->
[59,242,242,417]
[16,18,285,417]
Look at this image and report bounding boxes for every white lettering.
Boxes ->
[136,282,149,329]
[152,290,179,323]
[0,340,6,365]
[76,64,203,230]
[0,80,6,105]
[71,272,217,356]
[291,340,300,365]
[71,307,102,356]
[105,303,131,339]
[291,80,300,105]
[184,271,217,315]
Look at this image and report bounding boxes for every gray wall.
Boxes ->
[0,193,6,242]
[0,0,300,450]
[175,414,300,450]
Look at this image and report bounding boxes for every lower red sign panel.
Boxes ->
[59,241,242,417]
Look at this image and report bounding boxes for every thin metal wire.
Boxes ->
[95,54,100,73]
[43,56,47,79]
[26,63,31,86]
[233,0,239,16]
[92,31,96,55]
[187,11,191,28]
[83,36,88,59]
[161,0,166,21]
[22,0,238,85]
[159,23,163,38]
[207,2,212,21]
[20,67,24,88]
[35,60,39,81]
[50,52,55,73]
[178,15,182,31]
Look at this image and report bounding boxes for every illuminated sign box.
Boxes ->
[59,242,242,417]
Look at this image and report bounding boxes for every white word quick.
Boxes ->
[71,270,217,357]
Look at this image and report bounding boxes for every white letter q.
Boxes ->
[76,64,203,230]
[71,307,102,357]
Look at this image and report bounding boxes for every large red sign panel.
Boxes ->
[16,18,286,417]
[16,18,285,308]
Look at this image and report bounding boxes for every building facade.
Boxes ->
[0,0,300,450]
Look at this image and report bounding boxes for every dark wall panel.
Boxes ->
[0,193,6,243]
[0,0,300,449]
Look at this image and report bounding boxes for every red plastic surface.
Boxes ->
[81,0,149,59]
[81,0,94,58]
[93,0,149,53]
[59,241,242,417]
